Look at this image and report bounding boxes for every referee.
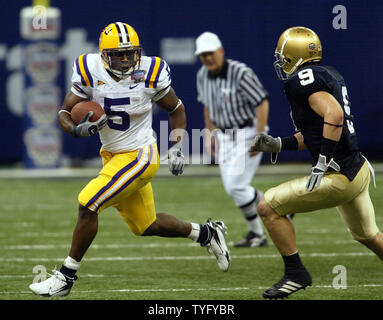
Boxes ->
[195,32,269,248]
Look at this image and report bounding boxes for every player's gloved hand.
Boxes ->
[168,141,185,176]
[71,111,107,138]
[306,154,340,191]
[249,133,281,153]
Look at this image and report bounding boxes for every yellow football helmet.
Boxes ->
[274,27,322,80]
[99,22,141,79]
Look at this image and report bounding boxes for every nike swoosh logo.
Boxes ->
[48,286,68,296]
[129,84,139,89]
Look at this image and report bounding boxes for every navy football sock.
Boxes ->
[197,224,213,246]
[282,252,305,276]
[59,265,77,279]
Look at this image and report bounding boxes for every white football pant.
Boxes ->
[215,126,263,207]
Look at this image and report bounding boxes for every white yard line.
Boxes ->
[74,283,383,293]
[1,242,201,250]
[0,229,348,238]
[2,283,383,296]
[1,239,356,250]
[0,273,110,279]
[53,287,251,294]
[4,287,251,295]
[0,251,374,263]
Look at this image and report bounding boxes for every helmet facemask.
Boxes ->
[274,50,304,81]
[273,51,288,81]
[102,46,141,79]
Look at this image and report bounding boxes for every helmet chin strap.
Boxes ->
[101,48,141,80]
[105,56,135,79]
[288,58,303,76]
[110,67,133,79]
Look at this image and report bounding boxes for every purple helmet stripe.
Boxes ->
[122,23,130,43]
[114,22,123,43]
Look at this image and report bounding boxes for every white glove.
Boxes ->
[306,154,340,191]
[168,142,185,176]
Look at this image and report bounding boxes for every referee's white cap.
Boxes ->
[194,32,222,55]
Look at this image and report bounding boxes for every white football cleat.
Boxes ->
[29,269,77,297]
[203,219,231,272]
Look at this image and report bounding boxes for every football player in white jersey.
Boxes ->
[29,22,230,298]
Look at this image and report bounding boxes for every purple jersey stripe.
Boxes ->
[85,148,144,208]
[83,54,94,87]
[145,57,156,88]
[72,83,86,95]
[152,59,165,88]
[95,145,154,212]
[166,64,171,82]
[75,57,86,86]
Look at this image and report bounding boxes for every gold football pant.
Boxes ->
[78,143,160,235]
[264,162,379,240]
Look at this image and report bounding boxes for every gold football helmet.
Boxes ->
[274,27,322,80]
[99,22,141,79]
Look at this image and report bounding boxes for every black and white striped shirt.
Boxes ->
[196,59,269,129]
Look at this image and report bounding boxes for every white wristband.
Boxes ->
[58,109,71,116]
[169,99,182,114]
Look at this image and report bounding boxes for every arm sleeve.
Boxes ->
[239,70,269,107]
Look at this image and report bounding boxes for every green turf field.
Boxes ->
[1,171,382,300]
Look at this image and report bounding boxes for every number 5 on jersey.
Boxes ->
[104,97,130,131]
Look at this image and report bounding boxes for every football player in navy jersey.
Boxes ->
[250,26,383,299]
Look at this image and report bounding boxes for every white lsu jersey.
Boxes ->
[70,53,172,152]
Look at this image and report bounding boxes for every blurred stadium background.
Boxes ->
[1,0,383,301]
[0,0,382,171]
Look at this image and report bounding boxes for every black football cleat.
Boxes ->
[263,270,312,299]
[234,231,267,248]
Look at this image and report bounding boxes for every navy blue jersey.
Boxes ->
[283,64,364,181]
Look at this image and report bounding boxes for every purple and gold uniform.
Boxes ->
[71,53,171,234]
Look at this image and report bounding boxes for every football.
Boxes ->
[71,101,105,125]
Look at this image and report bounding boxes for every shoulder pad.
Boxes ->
[74,53,95,88]
[284,65,328,98]
[144,56,167,88]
